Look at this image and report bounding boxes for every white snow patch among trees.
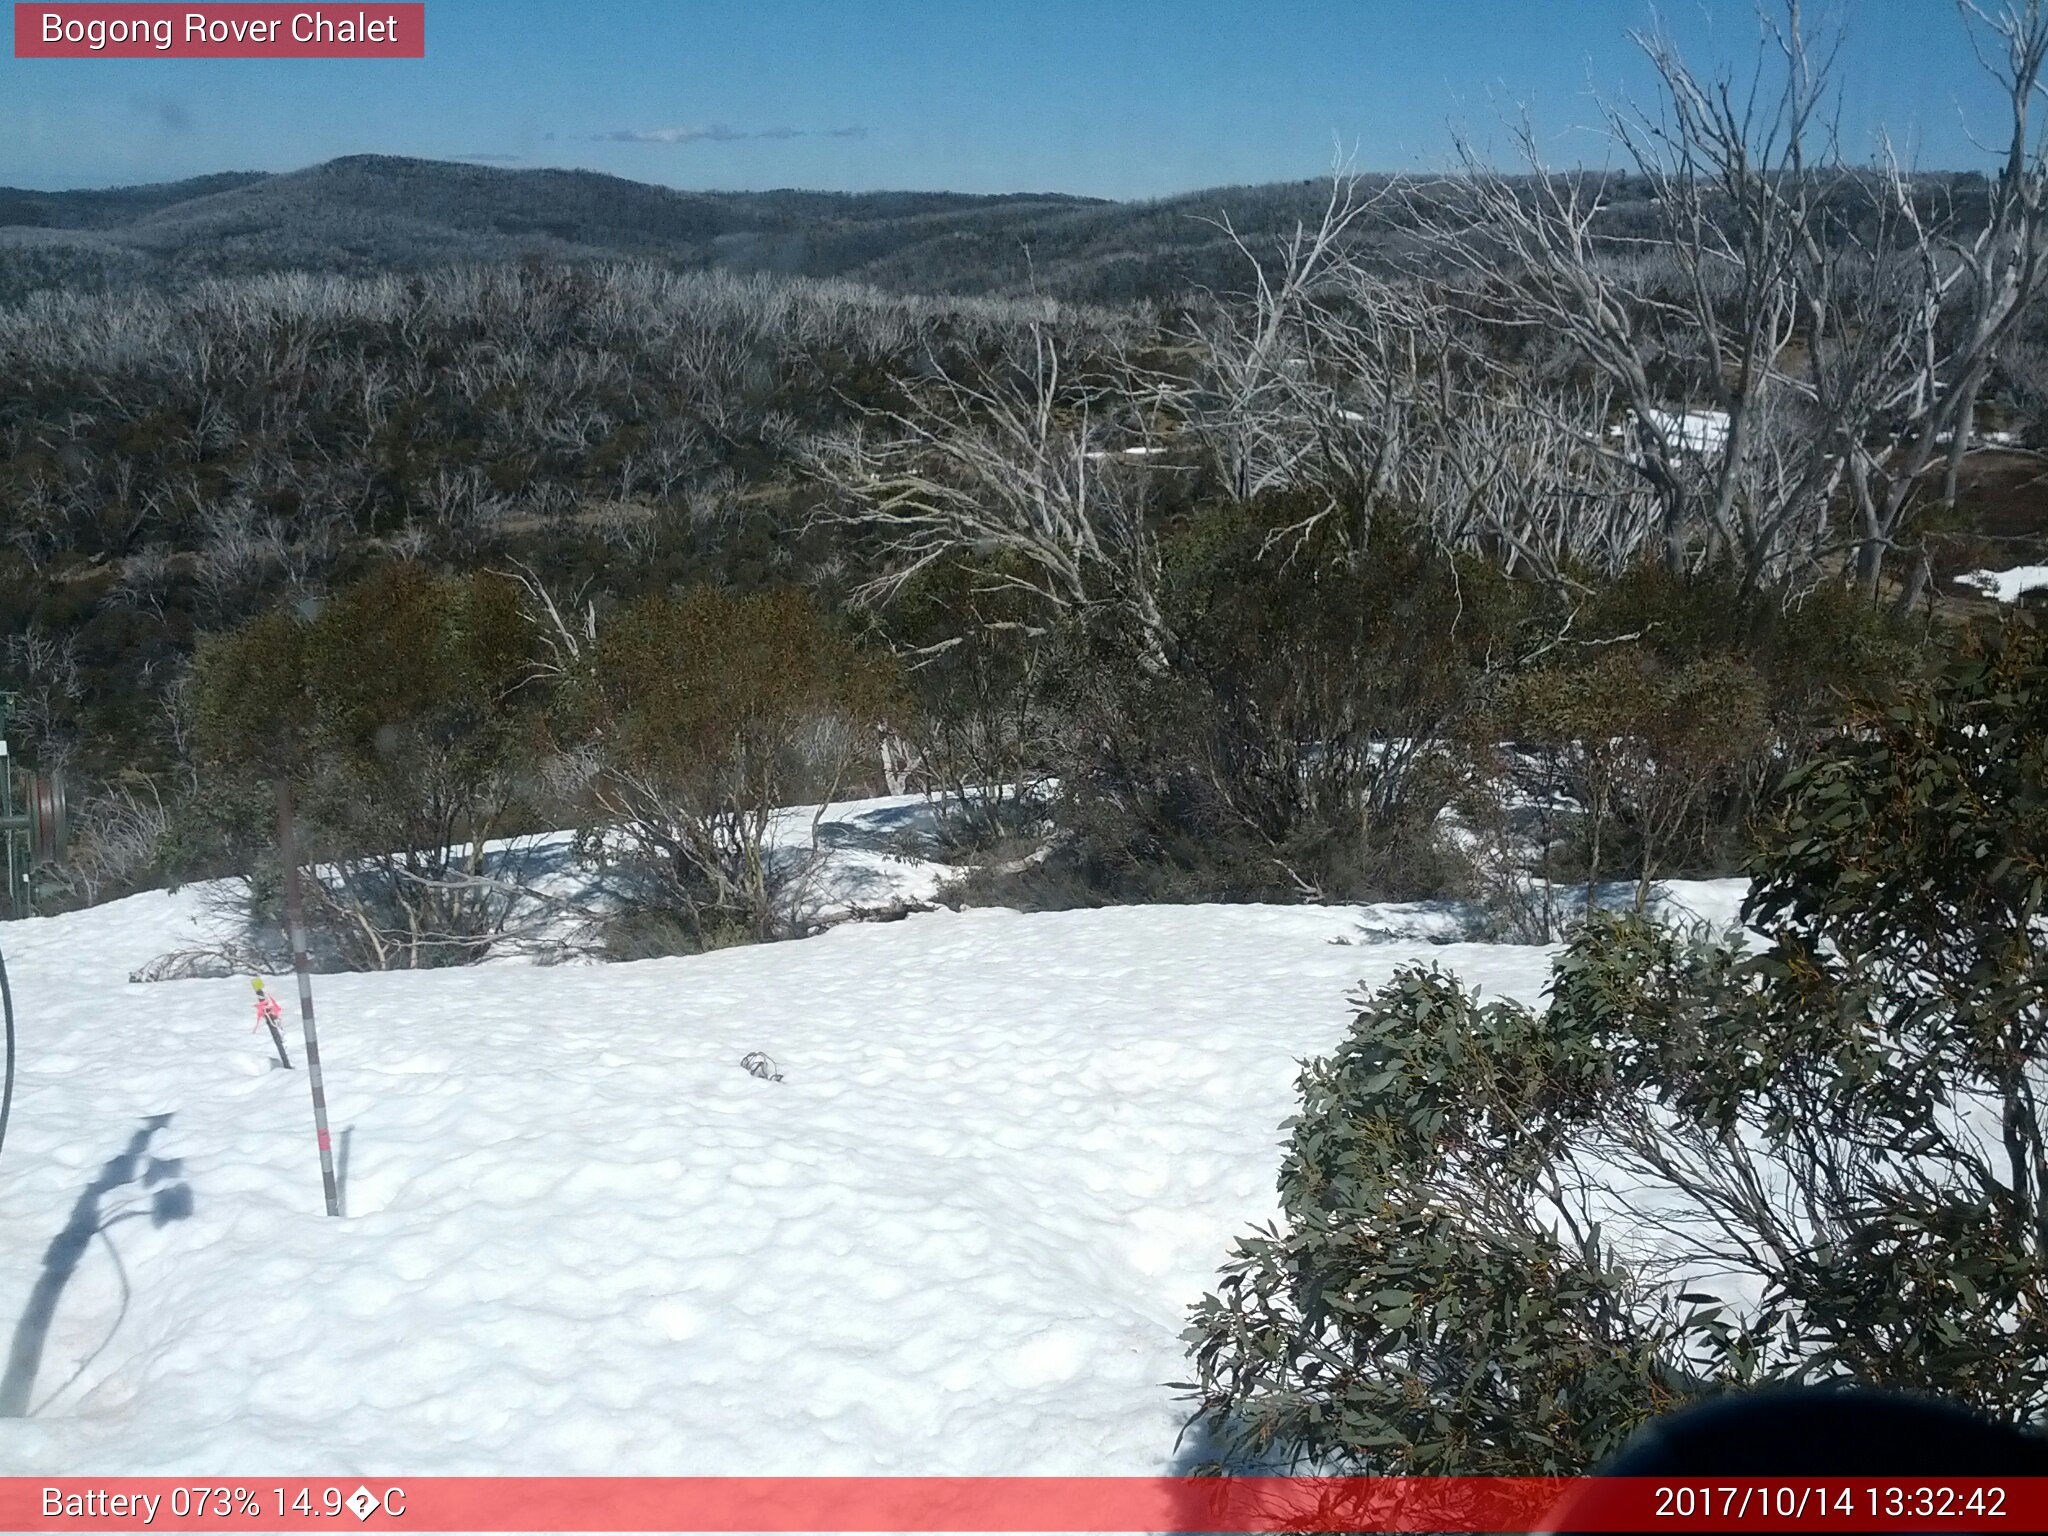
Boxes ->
[1958,565,2048,603]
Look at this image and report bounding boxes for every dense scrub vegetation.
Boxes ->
[0,183,2012,949]
[572,584,899,954]
[0,263,1114,781]
[0,156,1724,307]
[186,566,545,969]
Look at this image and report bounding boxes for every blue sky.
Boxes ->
[0,1,2022,198]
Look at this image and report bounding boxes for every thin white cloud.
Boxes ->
[596,124,867,145]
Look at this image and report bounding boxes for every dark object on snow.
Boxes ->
[804,898,940,936]
[740,1051,783,1083]
[1599,1386,2048,1475]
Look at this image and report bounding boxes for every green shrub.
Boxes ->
[1575,563,1927,737]
[1181,964,1696,1475]
[1015,499,1523,907]
[1731,613,2048,1418]
[1185,614,2048,1473]
[868,559,1057,853]
[573,584,900,950]
[188,563,550,968]
[1461,568,1929,931]
[1486,644,1773,909]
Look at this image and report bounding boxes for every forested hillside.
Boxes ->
[7,153,1965,305]
[0,153,1312,304]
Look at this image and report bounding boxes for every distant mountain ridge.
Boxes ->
[0,153,1395,305]
[3,154,1987,308]
[0,170,272,230]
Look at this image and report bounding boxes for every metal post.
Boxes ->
[1,744,15,922]
[0,695,16,921]
[276,778,340,1217]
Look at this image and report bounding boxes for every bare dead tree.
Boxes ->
[112,543,179,621]
[0,624,84,772]
[1172,167,1403,509]
[503,558,597,688]
[1425,98,1834,581]
[1845,0,2048,603]
[1123,160,1679,582]
[43,776,170,906]
[1434,381,1667,583]
[807,323,1170,660]
[1419,0,2048,597]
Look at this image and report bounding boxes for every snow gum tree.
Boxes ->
[1425,0,2048,598]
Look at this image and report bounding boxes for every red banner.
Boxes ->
[13,4,424,58]
[2,1476,2047,1531]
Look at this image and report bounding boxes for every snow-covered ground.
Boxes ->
[0,794,1745,1476]
[1958,564,2048,604]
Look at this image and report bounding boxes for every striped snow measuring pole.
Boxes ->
[275,778,341,1218]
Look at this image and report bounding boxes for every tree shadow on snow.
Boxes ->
[1168,1412,1538,1534]
[1166,1410,1299,1536]
[0,1113,194,1417]
[812,802,941,855]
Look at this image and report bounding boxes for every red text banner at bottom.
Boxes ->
[8,1476,2048,1532]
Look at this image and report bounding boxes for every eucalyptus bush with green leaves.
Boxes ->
[1179,963,1699,1476]
[1732,614,2048,1420]
[1184,615,2048,1473]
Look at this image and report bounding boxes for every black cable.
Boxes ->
[0,935,12,1167]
